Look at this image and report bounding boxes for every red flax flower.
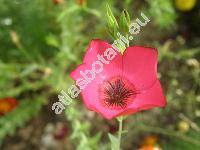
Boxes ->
[0,97,18,116]
[70,39,166,119]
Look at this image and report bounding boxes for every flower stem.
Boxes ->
[117,116,124,150]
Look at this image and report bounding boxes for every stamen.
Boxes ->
[99,76,139,110]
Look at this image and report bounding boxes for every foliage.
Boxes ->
[147,0,177,29]
[0,97,45,144]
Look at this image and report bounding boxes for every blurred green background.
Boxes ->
[0,0,199,149]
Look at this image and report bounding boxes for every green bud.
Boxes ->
[119,10,131,33]
[106,4,119,39]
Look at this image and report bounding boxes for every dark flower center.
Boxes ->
[99,76,138,109]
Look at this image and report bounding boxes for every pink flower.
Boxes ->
[70,39,166,119]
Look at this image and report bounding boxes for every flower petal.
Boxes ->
[71,65,124,119]
[99,80,166,119]
[80,80,123,119]
[83,39,115,64]
[70,39,124,117]
[123,46,158,90]
[120,79,166,116]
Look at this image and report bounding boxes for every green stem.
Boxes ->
[126,34,129,47]
[117,116,124,150]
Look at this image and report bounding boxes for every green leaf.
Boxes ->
[108,133,119,150]
[106,3,119,39]
[119,10,131,33]
[45,34,60,48]
[106,4,118,28]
